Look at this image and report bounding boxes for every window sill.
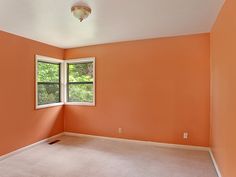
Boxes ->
[64,102,95,106]
[36,102,64,109]
[36,102,95,110]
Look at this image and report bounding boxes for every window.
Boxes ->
[35,56,95,109]
[66,58,95,105]
[36,55,63,109]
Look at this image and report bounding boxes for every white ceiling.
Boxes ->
[0,0,224,48]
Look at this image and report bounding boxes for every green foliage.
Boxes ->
[38,84,60,105]
[68,63,94,102]
[38,62,59,82]
[68,63,93,82]
[37,61,94,105]
[37,62,60,105]
[68,84,93,102]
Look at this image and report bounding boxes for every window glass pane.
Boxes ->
[68,63,93,82]
[38,62,60,82]
[68,84,93,102]
[38,84,60,105]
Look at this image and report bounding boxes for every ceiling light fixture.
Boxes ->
[71,4,92,22]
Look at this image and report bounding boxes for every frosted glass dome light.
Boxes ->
[71,5,91,22]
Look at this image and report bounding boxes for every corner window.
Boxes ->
[35,56,95,109]
[66,58,95,105]
[36,55,63,109]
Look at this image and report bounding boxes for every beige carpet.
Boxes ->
[0,135,217,177]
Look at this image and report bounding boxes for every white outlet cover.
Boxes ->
[183,132,188,139]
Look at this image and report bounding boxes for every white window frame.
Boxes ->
[65,57,96,106]
[35,56,95,109]
[35,55,65,109]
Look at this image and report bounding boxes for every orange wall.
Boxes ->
[0,31,64,156]
[0,31,210,156]
[64,34,210,146]
[210,0,236,176]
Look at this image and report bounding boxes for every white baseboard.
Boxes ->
[209,149,222,177]
[64,132,210,151]
[0,131,222,177]
[0,133,64,161]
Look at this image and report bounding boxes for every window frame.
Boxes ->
[35,55,64,109]
[65,58,96,106]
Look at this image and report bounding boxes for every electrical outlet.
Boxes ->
[118,128,123,134]
[183,132,188,139]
